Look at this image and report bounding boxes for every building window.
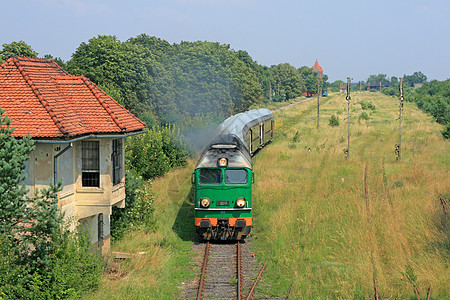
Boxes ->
[112,139,122,185]
[82,141,100,187]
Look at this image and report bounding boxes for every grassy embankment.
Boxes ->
[85,91,449,299]
[83,161,198,299]
[252,91,449,298]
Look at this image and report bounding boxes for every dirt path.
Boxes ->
[272,97,312,113]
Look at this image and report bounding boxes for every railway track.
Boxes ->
[195,241,266,300]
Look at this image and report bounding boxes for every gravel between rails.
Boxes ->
[180,239,261,299]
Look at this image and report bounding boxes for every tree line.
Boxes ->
[1,37,327,126]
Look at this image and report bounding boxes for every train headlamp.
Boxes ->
[218,157,228,167]
[236,198,246,208]
[200,197,210,208]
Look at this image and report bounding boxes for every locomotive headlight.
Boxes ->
[218,157,228,167]
[236,198,246,208]
[200,197,210,208]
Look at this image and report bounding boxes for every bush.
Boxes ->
[111,171,156,240]
[359,101,376,111]
[328,115,340,127]
[359,112,370,121]
[442,123,450,139]
[126,125,189,180]
[0,110,102,298]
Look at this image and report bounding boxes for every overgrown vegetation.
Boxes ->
[382,79,449,138]
[0,110,102,299]
[359,100,376,111]
[251,91,449,298]
[328,115,340,127]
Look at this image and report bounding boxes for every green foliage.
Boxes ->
[442,123,450,139]
[328,115,340,127]
[0,109,102,298]
[366,73,390,83]
[408,79,450,126]
[359,111,370,121]
[0,41,38,63]
[67,35,158,118]
[43,54,67,69]
[270,63,305,101]
[126,125,189,180]
[111,171,156,240]
[0,109,35,237]
[298,66,321,95]
[292,131,301,143]
[68,35,264,124]
[403,71,427,87]
[359,100,376,111]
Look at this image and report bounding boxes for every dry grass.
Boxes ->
[83,162,198,299]
[252,91,449,298]
[85,91,449,299]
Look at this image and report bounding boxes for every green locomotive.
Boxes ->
[192,109,273,240]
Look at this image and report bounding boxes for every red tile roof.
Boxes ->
[0,57,146,138]
[312,60,323,73]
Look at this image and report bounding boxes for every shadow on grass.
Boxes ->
[172,186,197,242]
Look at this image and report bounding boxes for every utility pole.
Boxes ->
[269,80,272,102]
[345,77,351,159]
[317,77,320,129]
[396,78,404,161]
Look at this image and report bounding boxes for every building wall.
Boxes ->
[24,137,125,254]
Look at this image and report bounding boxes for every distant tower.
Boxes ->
[312,60,323,78]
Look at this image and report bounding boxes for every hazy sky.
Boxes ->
[1,0,449,82]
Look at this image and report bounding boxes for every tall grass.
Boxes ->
[83,163,198,299]
[252,92,449,298]
[84,92,448,299]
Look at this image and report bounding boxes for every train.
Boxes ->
[192,108,274,240]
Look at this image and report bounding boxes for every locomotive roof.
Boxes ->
[195,134,252,169]
[195,108,273,169]
[213,108,273,148]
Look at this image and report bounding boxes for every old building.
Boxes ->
[312,60,323,78]
[0,57,146,254]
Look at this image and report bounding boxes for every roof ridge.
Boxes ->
[12,57,68,135]
[81,76,126,131]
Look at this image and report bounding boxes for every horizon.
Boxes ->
[1,0,449,83]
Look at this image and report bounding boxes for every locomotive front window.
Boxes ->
[199,169,222,184]
[225,169,248,184]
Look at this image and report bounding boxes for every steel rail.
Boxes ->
[286,283,294,299]
[245,261,266,300]
[196,242,210,300]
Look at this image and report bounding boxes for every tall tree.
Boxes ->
[0,41,38,63]
[67,35,159,121]
[298,66,321,95]
[366,74,389,83]
[403,71,427,87]
[270,63,305,101]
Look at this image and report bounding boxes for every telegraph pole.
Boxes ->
[396,78,404,161]
[317,77,320,129]
[345,77,351,159]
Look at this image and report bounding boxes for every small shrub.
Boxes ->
[329,115,340,127]
[359,101,376,111]
[292,131,301,143]
[126,125,189,180]
[442,123,450,139]
[339,136,345,143]
[359,112,370,121]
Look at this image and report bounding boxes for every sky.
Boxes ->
[1,0,449,82]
